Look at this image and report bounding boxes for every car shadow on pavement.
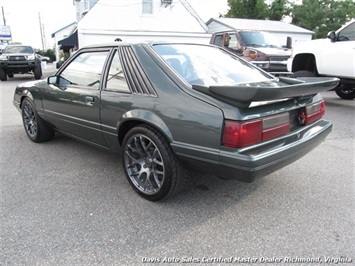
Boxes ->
[39,132,264,207]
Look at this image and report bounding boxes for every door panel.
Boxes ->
[319,40,355,78]
[43,84,105,145]
[319,21,355,78]
[42,49,111,147]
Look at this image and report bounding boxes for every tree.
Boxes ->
[269,0,290,21]
[291,0,355,38]
[225,0,291,20]
[225,0,269,19]
[35,48,56,62]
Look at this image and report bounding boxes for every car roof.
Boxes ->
[80,42,135,49]
[213,30,265,34]
[78,42,214,50]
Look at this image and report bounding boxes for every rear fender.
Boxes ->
[118,109,173,144]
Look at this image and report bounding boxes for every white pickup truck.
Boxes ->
[287,19,355,99]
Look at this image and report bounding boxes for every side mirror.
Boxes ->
[286,36,292,49]
[48,75,58,85]
[47,75,71,90]
[327,31,337,42]
[223,33,229,47]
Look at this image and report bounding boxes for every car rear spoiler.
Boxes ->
[192,77,339,108]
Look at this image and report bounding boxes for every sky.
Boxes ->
[0,0,229,50]
[1,0,76,50]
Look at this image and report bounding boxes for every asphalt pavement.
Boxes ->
[1,71,354,265]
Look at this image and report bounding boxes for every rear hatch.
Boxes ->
[193,77,338,149]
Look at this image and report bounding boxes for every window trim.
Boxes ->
[102,48,132,94]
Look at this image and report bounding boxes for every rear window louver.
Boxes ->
[119,47,156,96]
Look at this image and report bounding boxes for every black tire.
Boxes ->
[8,73,14,78]
[122,124,188,201]
[34,65,42,80]
[335,83,355,100]
[0,68,7,81]
[21,98,54,142]
[290,70,316,78]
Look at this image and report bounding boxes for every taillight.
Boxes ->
[222,112,290,148]
[306,100,325,124]
[298,100,325,125]
[223,120,262,148]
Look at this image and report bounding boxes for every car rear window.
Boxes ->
[153,44,272,86]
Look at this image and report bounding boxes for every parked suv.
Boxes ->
[287,19,355,99]
[0,45,42,81]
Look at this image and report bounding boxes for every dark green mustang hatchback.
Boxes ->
[13,42,337,201]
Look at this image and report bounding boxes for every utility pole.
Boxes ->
[2,6,6,25]
[38,12,44,50]
[42,23,46,50]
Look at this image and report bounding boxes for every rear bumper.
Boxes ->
[174,119,332,182]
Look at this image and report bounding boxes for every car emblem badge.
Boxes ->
[298,111,306,125]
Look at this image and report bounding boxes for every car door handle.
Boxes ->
[85,96,95,106]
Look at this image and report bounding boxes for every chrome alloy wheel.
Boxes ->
[22,101,38,138]
[124,134,165,195]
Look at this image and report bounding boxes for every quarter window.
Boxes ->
[105,51,130,92]
[60,51,109,87]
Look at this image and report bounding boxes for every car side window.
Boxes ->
[338,22,355,41]
[105,50,130,92]
[60,51,109,88]
[213,35,223,46]
[228,34,241,50]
